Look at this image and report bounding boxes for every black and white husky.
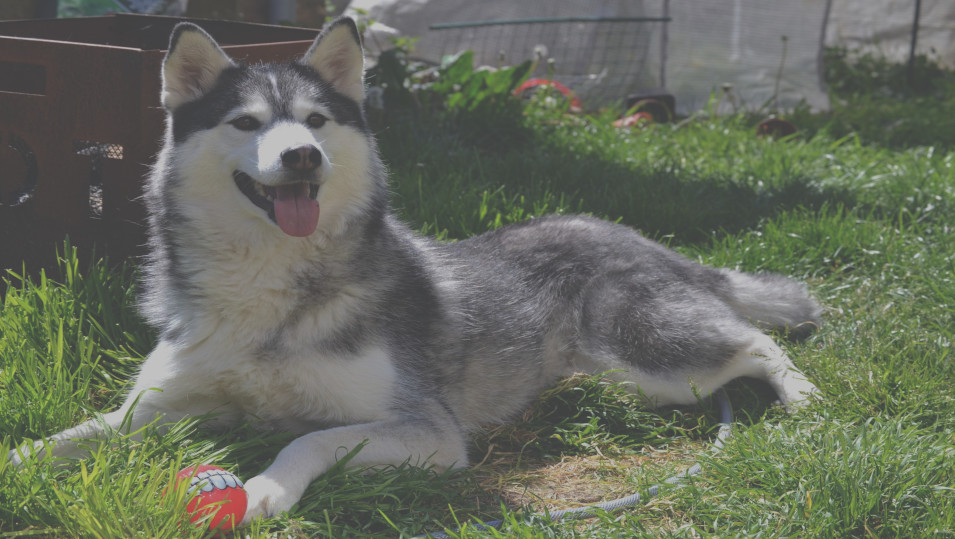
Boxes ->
[10,18,820,523]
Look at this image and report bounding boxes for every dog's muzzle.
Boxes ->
[233,171,321,237]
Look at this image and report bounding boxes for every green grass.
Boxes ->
[3,63,955,537]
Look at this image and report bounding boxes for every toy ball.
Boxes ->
[175,465,247,532]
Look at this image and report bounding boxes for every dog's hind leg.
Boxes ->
[734,332,818,408]
[241,412,468,523]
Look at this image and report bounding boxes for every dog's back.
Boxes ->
[432,214,820,421]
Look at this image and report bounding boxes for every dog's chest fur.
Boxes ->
[165,238,397,428]
[214,343,397,429]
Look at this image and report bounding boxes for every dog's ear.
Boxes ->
[162,23,235,110]
[302,17,364,102]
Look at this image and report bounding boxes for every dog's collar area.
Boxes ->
[233,171,320,223]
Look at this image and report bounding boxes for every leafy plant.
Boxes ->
[785,47,955,151]
[431,51,532,113]
[823,46,954,99]
[369,46,531,113]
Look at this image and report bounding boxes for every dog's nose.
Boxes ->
[281,145,322,171]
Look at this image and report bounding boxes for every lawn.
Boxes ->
[1,50,953,537]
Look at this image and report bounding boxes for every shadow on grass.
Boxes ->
[377,110,858,244]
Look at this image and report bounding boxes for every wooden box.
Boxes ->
[0,14,318,271]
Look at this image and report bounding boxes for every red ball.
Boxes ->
[175,465,247,532]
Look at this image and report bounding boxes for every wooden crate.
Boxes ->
[0,13,319,272]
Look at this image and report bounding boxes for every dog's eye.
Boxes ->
[306,113,328,129]
[229,116,261,131]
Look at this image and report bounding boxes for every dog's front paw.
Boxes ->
[240,473,306,525]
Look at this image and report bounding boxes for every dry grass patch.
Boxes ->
[471,424,708,514]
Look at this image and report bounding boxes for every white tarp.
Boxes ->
[665,0,829,113]
[827,0,955,68]
[350,0,830,113]
[351,0,953,113]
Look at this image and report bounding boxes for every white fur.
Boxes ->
[584,333,818,406]
[132,339,397,428]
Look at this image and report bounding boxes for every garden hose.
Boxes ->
[418,389,734,537]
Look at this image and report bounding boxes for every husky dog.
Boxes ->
[10,18,820,523]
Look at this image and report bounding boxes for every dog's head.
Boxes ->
[155,18,379,240]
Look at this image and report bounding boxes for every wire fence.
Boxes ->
[429,13,670,108]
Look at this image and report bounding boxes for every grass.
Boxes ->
[2,54,955,537]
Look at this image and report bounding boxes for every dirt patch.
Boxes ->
[470,439,705,513]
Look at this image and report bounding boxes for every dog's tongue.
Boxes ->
[274,183,319,237]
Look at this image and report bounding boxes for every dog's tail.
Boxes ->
[719,269,822,340]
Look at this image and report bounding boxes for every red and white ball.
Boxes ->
[175,465,247,532]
